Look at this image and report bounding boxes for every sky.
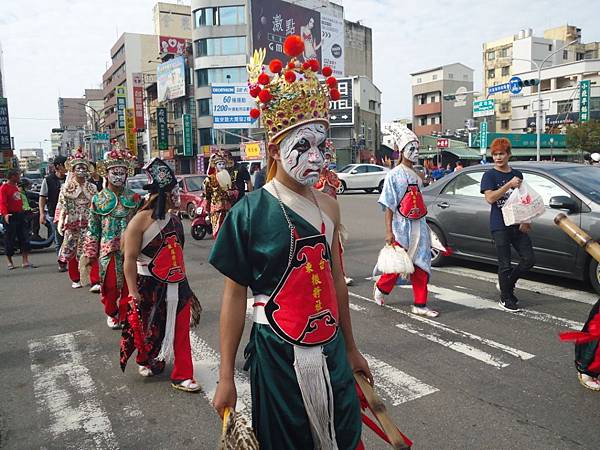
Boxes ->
[1,0,599,158]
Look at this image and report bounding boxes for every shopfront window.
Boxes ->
[196,36,246,57]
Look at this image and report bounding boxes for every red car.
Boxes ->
[177,174,207,218]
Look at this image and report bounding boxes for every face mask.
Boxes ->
[74,164,89,179]
[107,167,128,187]
[279,123,327,186]
[403,141,420,163]
[170,186,181,208]
[215,161,226,172]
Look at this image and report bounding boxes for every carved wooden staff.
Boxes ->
[554,213,600,263]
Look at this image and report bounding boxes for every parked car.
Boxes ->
[126,174,149,196]
[423,162,600,294]
[335,164,389,195]
[178,174,207,218]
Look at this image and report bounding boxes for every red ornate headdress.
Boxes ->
[65,147,91,172]
[96,140,136,176]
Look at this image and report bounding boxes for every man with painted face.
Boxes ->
[83,143,142,329]
[210,36,371,450]
[55,148,101,291]
[372,128,440,317]
[203,149,238,238]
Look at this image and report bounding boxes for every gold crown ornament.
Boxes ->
[65,147,92,172]
[96,140,136,177]
[247,35,341,145]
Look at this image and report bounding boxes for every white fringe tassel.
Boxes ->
[156,284,179,363]
[293,346,338,450]
[376,244,415,276]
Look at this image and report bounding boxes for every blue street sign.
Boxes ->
[509,76,523,95]
[488,83,510,96]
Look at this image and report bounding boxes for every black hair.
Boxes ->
[7,169,19,179]
[53,156,67,167]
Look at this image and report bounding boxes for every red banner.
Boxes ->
[159,36,188,55]
[132,73,145,130]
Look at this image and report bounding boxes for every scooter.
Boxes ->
[190,197,212,240]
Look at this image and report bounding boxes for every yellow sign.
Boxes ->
[242,141,265,161]
[125,108,137,155]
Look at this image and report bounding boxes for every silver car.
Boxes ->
[423,162,600,294]
[335,164,389,195]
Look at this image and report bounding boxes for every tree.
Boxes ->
[566,120,600,159]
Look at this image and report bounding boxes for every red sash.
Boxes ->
[147,232,186,283]
[398,184,427,220]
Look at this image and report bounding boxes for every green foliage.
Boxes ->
[566,120,600,153]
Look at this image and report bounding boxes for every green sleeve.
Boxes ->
[208,197,252,287]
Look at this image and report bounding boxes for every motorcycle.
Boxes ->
[190,197,212,240]
[0,190,55,254]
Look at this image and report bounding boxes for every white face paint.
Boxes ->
[215,161,226,172]
[74,163,89,179]
[403,141,420,164]
[107,166,128,187]
[170,186,181,208]
[279,123,327,186]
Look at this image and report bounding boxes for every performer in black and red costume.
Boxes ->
[121,158,202,392]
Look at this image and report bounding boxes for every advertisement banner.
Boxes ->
[320,14,344,77]
[159,36,189,55]
[196,154,205,175]
[182,113,193,156]
[211,84,254,129]
[116,86,127,130]
[0,98,11,150]
[251,0,322,65]
[241,141,265,161]
[579,80,591,123]
[327,77,354,126]
[157,56,186,102]
[157,107,168,151]
[132,73,145,130]
[125,108,137,155]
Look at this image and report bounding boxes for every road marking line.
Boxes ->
[28,330,118,449]
[434,266,596,305]
[349,303,368,312]
[189,332,252,414]
[363,354,438,406]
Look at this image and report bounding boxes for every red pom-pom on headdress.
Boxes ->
[322,66,333,77]
[258,89,272,103]
[326,76,338,88]
[258,72,270,85]
[249,108,261,119]
[269,59,283,74]
[308,59,320,72]
[330,88,341,101]
[284,71,296,83]
[249,85,261,98]
[283,35,305,57]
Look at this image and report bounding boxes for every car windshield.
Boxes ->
[337,165,356,173]
[185,176,204,191]
[128,179,146,190]
[552,166,600,204]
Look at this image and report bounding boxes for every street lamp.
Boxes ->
[512,38,579,162]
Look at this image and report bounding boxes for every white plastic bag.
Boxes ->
[376,244,414,275]
[502,181,545,226]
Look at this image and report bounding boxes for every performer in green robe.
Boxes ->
[210,35,372,450]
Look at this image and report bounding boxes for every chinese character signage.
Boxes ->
[159,36,189,55]
[251,0,322,65]
[436,138,449,149]
[116,86,127,130]
[132,73,145,130]
[211,84,255,129]
[241,141,265,161]
[157,107,168,151]
[579,80,591,123]
[182,113,193,156]
[325,77,354,126]
[157,56,186,102]
[0,98,11,150]
[125,108,137,155]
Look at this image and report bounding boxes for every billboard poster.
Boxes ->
[157,56,186,102]
[251,0,322,65]
[157,107,168,151]
[0,98,11,150]
[325,77,354,126]
[159,36,189,56]
[182,113,193,156]
[125,108,137,155]
[132,73,145,130]
[320,14,344,77]
[211,84,254,129]
[116,86,127,130]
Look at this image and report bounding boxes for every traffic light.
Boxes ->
[519,79,539,87]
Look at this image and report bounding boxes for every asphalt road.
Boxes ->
[1,192,599,450]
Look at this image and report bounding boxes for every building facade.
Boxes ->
[154,2,193,38]
[0,41,5,98]
[58,97,87,129]
[411,63,473,137]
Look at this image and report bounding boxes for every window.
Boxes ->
[563,50,568,59]
[443,172,484,197]
[416,77,422,83]
[429,95,436,103]
[195,67,246,87]
[419,117,427,126]
[557,100,573,114]
[590,97,600,112]
[501,66,510,76]
[430,117,436,125]
[197,99,211,116]
[432,74,438,80]
[553,166,600,204]
[548,44,553,51]
[487,51,495,60]
[194,7,216,27]
[368,100,376,111]
[196,36,246,57]
[184,176,205,192]
[194,5,245,27]
[417,94,426,105]
[367,166,383,172]
[487,69,495,79]
[523,172,569,205]
[499,48,508,58]
[112,45,125,62]
[576,52,584,61]
[448,73,454,79]
[463,74,468,80]
[501,119,509,130]
[353,165,368,174]
[499,102,510,113]
[199,128,214,145]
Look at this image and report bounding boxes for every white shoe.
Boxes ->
[89,284,101,293]
[344,276,354,286]
[106,316,121,330]
[138,365,154,377]
[373,284,385,306]
[578,373,600,391]
[71,281,82,289]
[411,305,440,318]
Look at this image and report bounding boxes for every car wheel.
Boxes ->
[186,203,196,219]
[429,223,448,267]
[364,188,374,194]
[377,180,384,193]
[191,224,207,240]
[336,181,346,195]
[590,259,600,295]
